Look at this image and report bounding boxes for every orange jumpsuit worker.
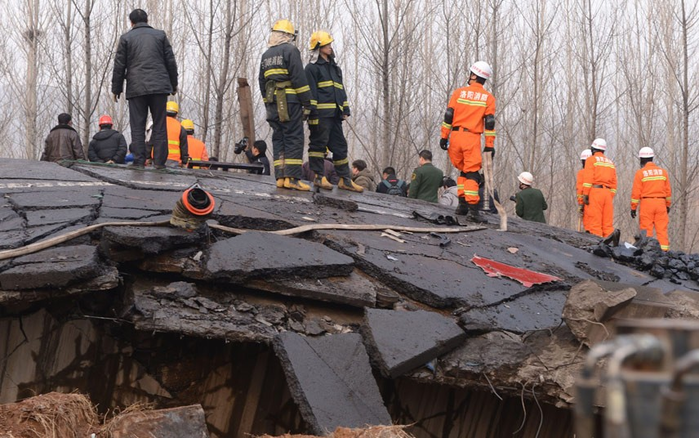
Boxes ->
[581,138,617,237]
[576,148,592,232]
[631,147,671,251]
[165,101,189,166]
[440,61,496,223]
[181,119,209,161]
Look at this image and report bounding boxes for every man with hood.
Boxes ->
[88,114,127,164]
[41,113,85,162]
[259,19,315,191]
[305,30,363,192]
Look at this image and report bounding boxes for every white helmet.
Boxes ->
[580,149,592,161]
[591,138,607,151]
[470,61,493,80]
[639,147,655,159]
[518,171,534,186]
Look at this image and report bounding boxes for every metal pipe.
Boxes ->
[605,334,664,438]
[659,349,699,438]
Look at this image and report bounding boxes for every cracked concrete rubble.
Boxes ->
[1,159,699,436]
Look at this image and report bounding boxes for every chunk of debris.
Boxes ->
[105,405,209,438]
[313,193,359,212]
[460,289,568,333]
[206,232,355,282]
[272,332,392,435]
[101,225,207,256]
[0,392,98,437]
[0,245,103,290]
[257,425,414,438]
[471,255,562,287]
[361,309,467,378]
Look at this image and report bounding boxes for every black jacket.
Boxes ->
[376,174,407,196]
[245,149,271,175]
[112,23,178,99]
[305,55,350,120]
[258,43,313,108]
[88,129,127,163]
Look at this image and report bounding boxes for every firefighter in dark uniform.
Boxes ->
[305,30,364,192]
[259,19,315,191]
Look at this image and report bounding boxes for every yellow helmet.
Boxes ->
[166,101,179,115]
[181,119,194,132]
[272,19,296,36]
[309,31,333,50]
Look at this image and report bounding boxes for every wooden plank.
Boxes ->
[237,78,256,144]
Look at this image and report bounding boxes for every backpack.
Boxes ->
[382,179,406,196]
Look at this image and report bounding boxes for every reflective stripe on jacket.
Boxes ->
[258,42,313,108]
[631,162,671,210]
[305,56,350,119]
[582,152,617,197]
[441,82,496,147]
[166,116,189,162]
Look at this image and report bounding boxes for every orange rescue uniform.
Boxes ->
[166,116,189,162]
[441,82,496,205]
[631,162,671,251]
[576,168,592,232]
[582,151,617,237]
[187,136,209,161]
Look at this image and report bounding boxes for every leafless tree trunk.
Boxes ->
[23,0,41,159]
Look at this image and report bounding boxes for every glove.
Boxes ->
[630,209,637,219]
[302,108,311,121]
[113,93,120,103]
[667,207,671,214]
[483,146,495,158]
[439,138,449,150]
[578,205,584,216]
[509,195,516,202]
[171,86,178,96]
[583,194,589,205]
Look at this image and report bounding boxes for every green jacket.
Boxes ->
[515,187,548,223]
[408,163,443,203]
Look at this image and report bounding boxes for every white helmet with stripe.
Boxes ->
[639,147,655,159]
[470,61,493,80]
[591,138,607,151]
[580,149,592,161]
[517,171,534,186]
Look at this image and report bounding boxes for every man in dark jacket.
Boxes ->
[245,140,271,176]
[88,114,127,164]
[408,150,443,203]
[305,30,363,192]
[514,171,547,223]
[111,9,177,169]
[259,19,314,191]
[376,167,407,196]
[41,113,85,162]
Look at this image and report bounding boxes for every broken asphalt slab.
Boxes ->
[460,288,569,334]
[206,231,354,282]
[0,245,105,290]
[101,225,207,256]
[362,309,467,378]
[273,332,392,435]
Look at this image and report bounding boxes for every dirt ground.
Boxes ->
[257,425,414,438]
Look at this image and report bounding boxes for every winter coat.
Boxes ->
[41,124,85,162]
[302,159,339,184]
[377,174,408,197]
[305,55,350,120]
[353,168,376,191]
[88,129,127,163]
[245,149,271,175]
[408,163,443,203]
[258,42,313,108]
[112,23,178,99]
[515,187,548,223]
[438,186,459,207]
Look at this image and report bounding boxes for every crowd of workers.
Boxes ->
[38,9,673,251]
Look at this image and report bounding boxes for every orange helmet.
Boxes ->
[99,114,113,126]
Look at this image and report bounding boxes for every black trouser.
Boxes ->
[128,94,168,166]
[267,102,303,179]
[307,116,350,179]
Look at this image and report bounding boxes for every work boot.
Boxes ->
[467,206,487,224]
[314,176,333,190]
[283,177,310,191]
[338,177,364,192]
[455,197,470,216]
[276,178,285,188]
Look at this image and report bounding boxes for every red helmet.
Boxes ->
[99,114,113,126]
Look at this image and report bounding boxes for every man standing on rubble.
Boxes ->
[631,147,672,251]
[514,172,547,223]
[576,149,592,232]
[112,9,178,169]
[305,30,363,192]
[581,138,617,237]
[259,19,315,191]
[439,61,496,223]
